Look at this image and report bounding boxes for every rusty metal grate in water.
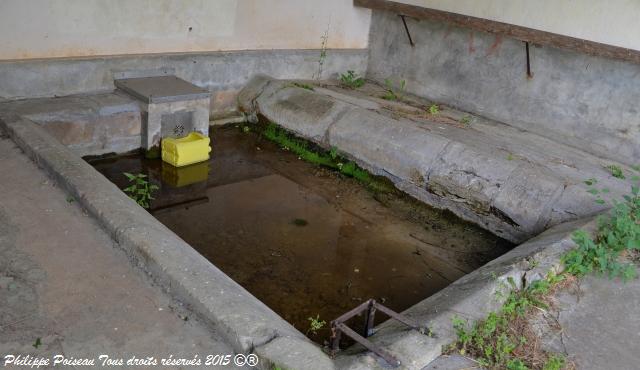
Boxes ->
[329,299,430,367]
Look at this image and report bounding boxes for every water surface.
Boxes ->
[90,127,512,343]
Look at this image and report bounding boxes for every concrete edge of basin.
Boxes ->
[335,216,598,369]
[0,114,335,370]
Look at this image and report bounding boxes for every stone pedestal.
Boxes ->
[115,76,210,151]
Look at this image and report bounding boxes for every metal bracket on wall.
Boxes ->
[329,299,430,367]
[525,42,534,79]
[398,14,415,47]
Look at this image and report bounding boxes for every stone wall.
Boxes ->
[366,9,640,166]
[0,93,143,157]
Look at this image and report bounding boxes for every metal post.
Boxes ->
[399,15,415,47]
[525,42,533,78]
[363,300,377,338]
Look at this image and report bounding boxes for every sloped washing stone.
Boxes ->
[328,108,451,182]
[239,75,636,243]
[256,81,353,143]
[426,141,520,232]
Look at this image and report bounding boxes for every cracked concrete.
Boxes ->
[551,274,640,370]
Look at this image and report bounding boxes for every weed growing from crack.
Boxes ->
[314,23,330,80]
[448,274,569,369]
[460,115,472,126]
[123,172,158,209]
[563,168,640,280]
[339,70,365,89]
[382,79,406,101]
[606,164,626,179]
[428,104,440,115]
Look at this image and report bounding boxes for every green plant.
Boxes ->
[329,146,339,160]
[449,273,567,369]
[291,82,314,91]
[460,115,472,125]
[339,70,365,89]
[261,123,394,193]
[606,164,626,179]
[563,177,639,280]
[123,172,159,209]
[428,104,440,115]
[382,79,406,101]
[314,24,330,80]
[307,314,326,335]
[542,355,565,370]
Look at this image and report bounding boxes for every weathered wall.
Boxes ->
[394,0,640,51]
[0,0,371,60]
[0,1,370,111]
[366,9,640,166]
[0,49,368,116]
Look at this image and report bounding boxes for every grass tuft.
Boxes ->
[261,123,395,194]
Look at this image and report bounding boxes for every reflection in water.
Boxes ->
[161,161,210,188]
[89,127,512,344]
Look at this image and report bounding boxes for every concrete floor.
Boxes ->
[0,137,233,368]
[554,274,640,370]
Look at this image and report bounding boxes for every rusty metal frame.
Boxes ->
[329,299,428,367]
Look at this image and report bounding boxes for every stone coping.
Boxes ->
[115,76,211,104]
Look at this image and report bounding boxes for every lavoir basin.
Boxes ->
[89,126,512,344]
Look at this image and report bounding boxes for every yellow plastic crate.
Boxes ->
[161,132,211,167]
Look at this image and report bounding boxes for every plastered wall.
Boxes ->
[367,9,640,166]
[395,0,640,51]
[0,0,372,60]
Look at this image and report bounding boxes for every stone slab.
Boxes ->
[0,92,142,156]
[115,76,210,104]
